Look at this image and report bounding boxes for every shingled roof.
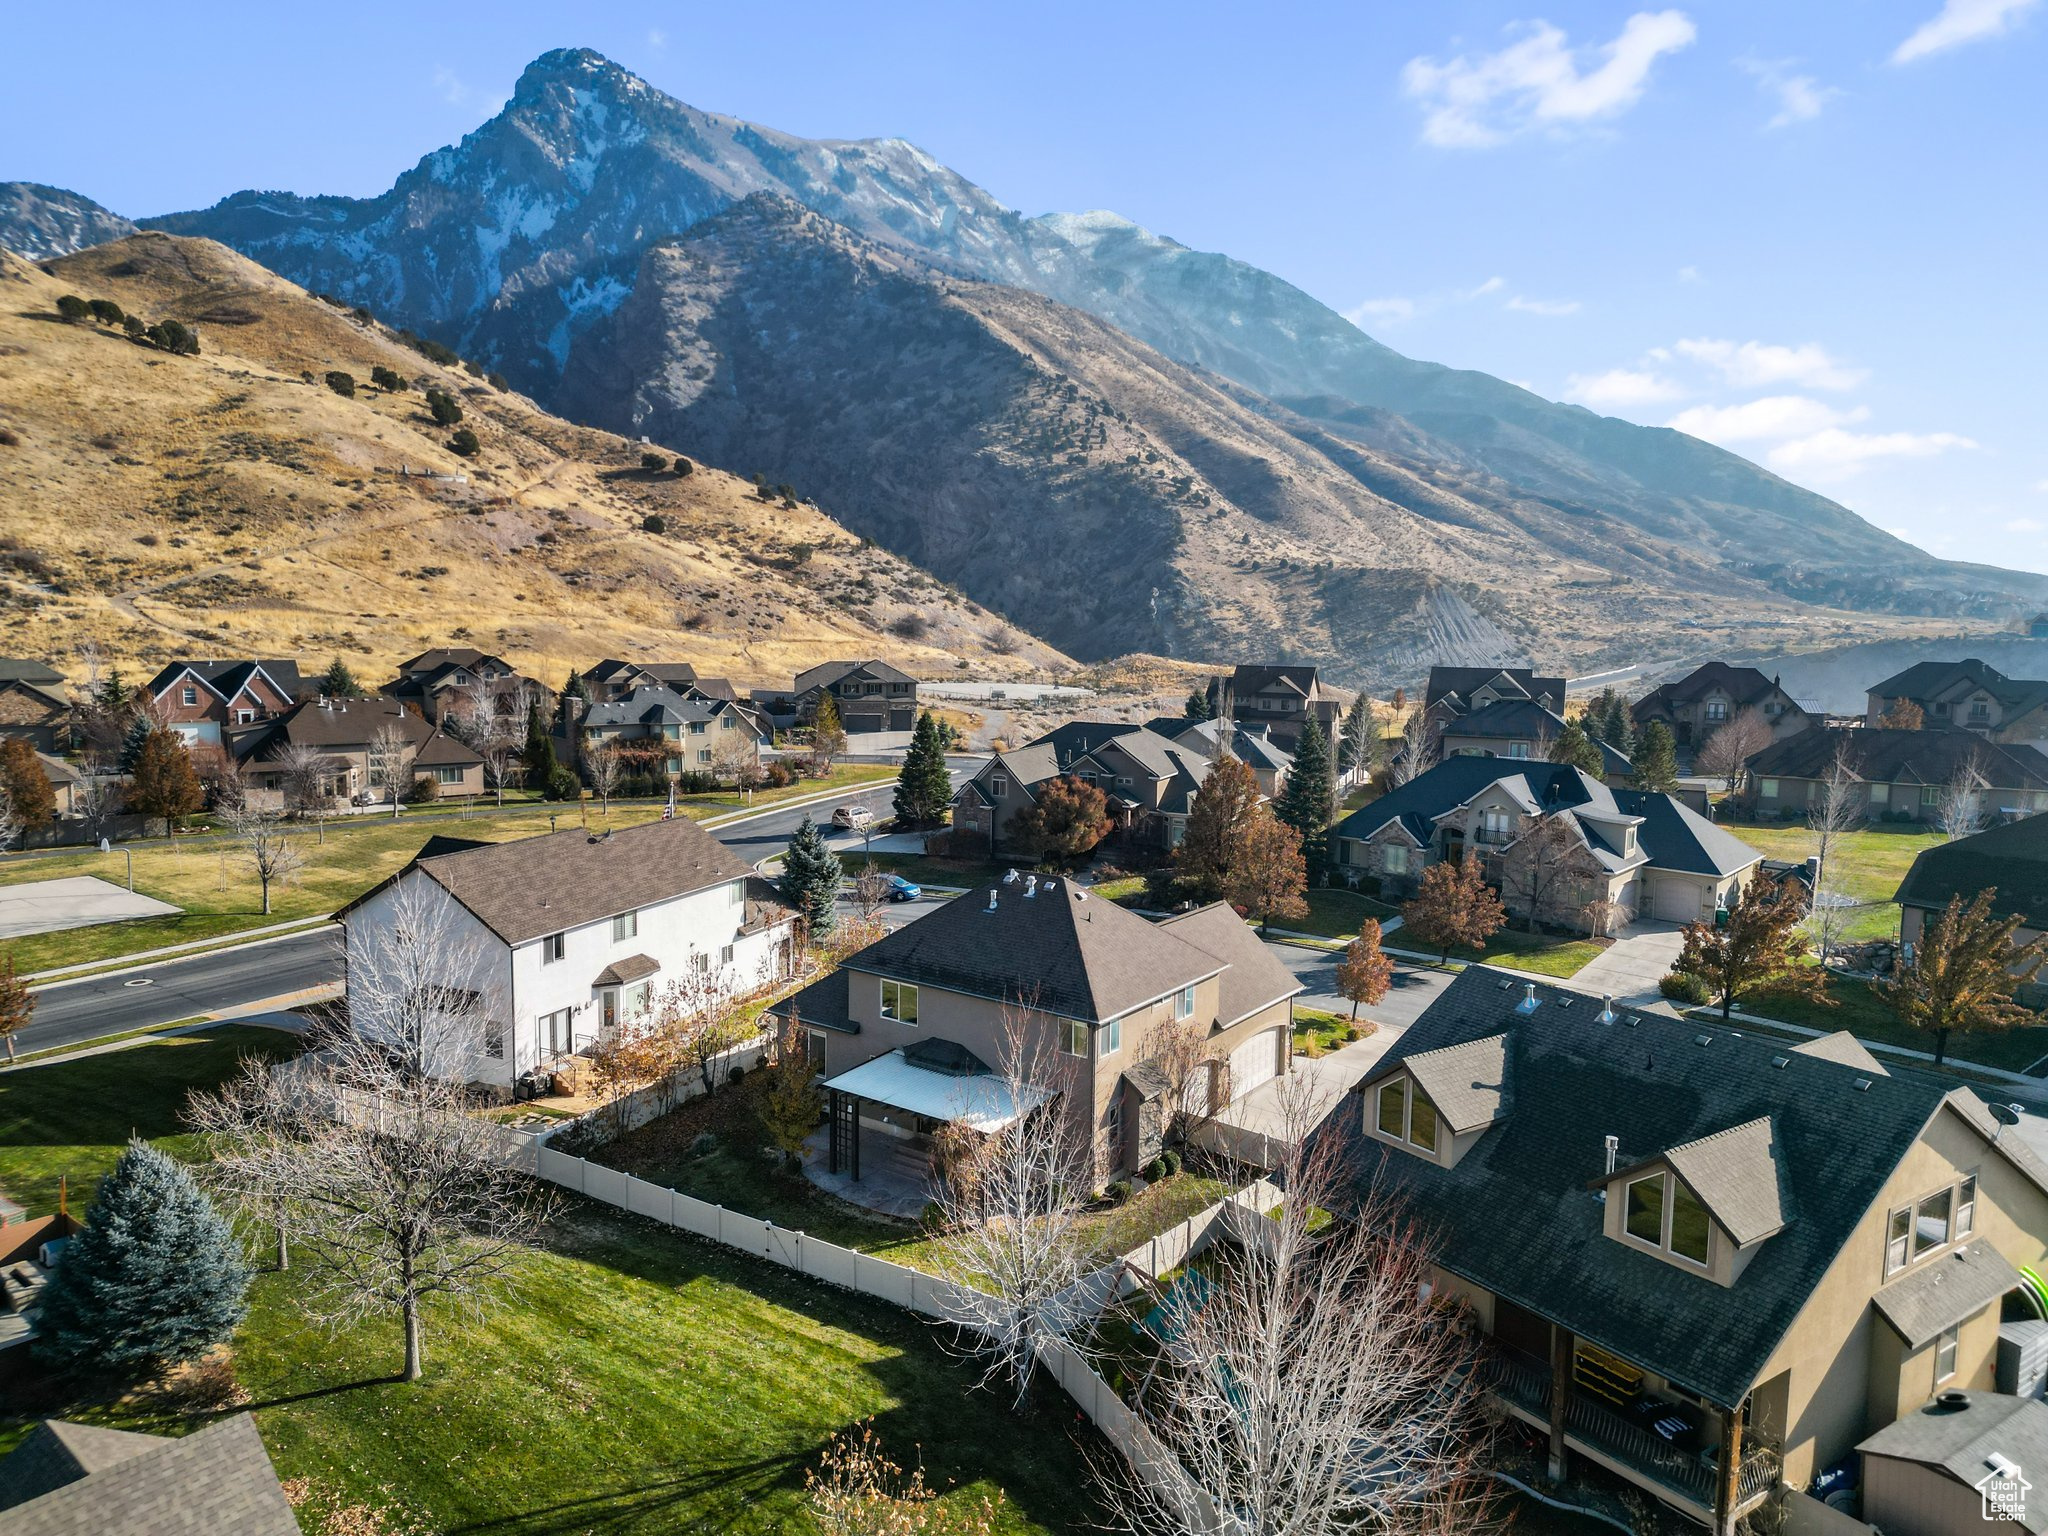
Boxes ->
[1748,726,2048,792]
[1158,902,1304,1028]
[1870,657,2048,718]
[840,874,1223,1023]
[1895,811,2048,928]
[1312,966,1979,1409]
[0,1414,297,1533]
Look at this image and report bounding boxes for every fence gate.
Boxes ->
[829,1089,860,1178]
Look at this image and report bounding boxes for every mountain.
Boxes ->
[0,232,1065,682]
[0,182,136,259]
[129,48,2047,677]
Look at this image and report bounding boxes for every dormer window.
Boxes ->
[1372,1074,1439,1153]
[1623,1169,1711,1268]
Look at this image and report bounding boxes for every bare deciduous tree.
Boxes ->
[850,861,893,928]
[272,740,332,844]
[1095,1075,1497,1536]
[1805,739,1865,967]
[1500,814,1585,934]
[71,753,122,846]
[187,882,545,1382]
[1937,751,1990,843]
[1697,706,1774,793]
[453,677,522,810]
[1144,1013,1218,1147]
[1388,707,1439,787]
[0,784,19,854]
[712,723,763,802]
[586,742,623,821]
[222,802,304,916]
[367,723,413,818]
[929,1009,1099,1410]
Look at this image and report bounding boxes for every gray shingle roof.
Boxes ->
[1659,1117,1790,1247]
[1397,1033,1510,1134]
[1872,1241,2024,1349]
[1860,1392,2048,1532]
[0,1415,298,1533]
[843,875,1223,1023]
[594,953,661,986]
[1792,1031,1889,1074]
[1749,726,2048,792]
[1870,657,2048,720]
[1894,811,2048,928]
[1424,666,1566,714]
[1312,966,1966,1408]
[1158,902,1304,1027]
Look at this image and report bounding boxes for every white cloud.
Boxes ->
[1738,56,1841,128]
[1766,428,1978,479]
[1893,0,2039,63]
[1676,265,1701,282]
[1666,395,1867,444]
[1346,297,1417,326]
[1401,10,1697,148]
[2006,517,2046,533]
[1507,294,1582,316]
[1565,368,1687,408]
[1673,337,1868,391]
[2034,478,2048,492]
[1469,275,1507,297]
[648,27,668,49]
[433,67,469,105]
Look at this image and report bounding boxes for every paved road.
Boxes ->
[17,771,972,1058]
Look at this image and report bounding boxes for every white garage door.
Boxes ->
[1652,877,1705,924]
[1228,1029,1281,1102]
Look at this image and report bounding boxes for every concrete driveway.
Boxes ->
[0,875,180,940]
[1567,921,1686,1009]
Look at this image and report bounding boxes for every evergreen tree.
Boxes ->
[34,1139,249,1374]
[117,712,154,773]
[319,657,364,698]
[1547,719,1606,777]
[1581,690,1614,745]
[521,702,557,787]
[1633,721,1679,792]
[780,814,842,940]
[1273,714,1335,868]
[1603,694,1634,758]
[1184,687,1214,722]
[558,671,590,731]
[97,667,131,718]
[893,711,953,829]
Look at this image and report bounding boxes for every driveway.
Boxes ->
[0,875,180,940]
[1567,921,1686,1009]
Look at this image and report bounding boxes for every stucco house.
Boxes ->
[231,696,484,807]
[1867,659,2048,753]
[1631,662,1817,750]
[144,660,302,745]
[336,818,798,1092]
[0,660,69,752]
[1208,664,1345,748]
[574,687,768,777]
[1147,716,1294,796]
[381,647,546,728]
[952,721,1218,858]
[578,658,739,704]
[792,659,919,739]
[1894,813,2048,1001]
[785,872,1301,1181]
[1438,697,1634,780]
[1744,728,2048,825]
[1331,756,1761,930]
[1318,967,2048,1534]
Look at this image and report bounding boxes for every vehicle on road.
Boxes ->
[831,804,874,831]
[885,874,922,902]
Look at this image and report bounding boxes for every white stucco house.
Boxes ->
[336,819,798,1092]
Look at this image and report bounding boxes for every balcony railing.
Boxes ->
[1487,1350,1779,1515]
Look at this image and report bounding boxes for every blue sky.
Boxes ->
[6,1,2043,571]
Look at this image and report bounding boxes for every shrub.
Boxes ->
[323,370,356,398]
[1658,970,1713,1005]
[448,427,480,458]
[0,427,16,448]
[121,314,146,337]
[544,765,581,801]
[87,298,125,327]
[1105,1179,1133,1205]
[728,1064,747,1085]
[690,1132,719,1157]
[765,761,796,788]
[642,513,667,534]
[889,613,929,640]
[673,455,693,476]
[1143,1157,1167,1182]
[640,451,667,472]
[676,769,718,794]
[147,320,200,355]
[425,387,463,426]
[56,294,89,322]
[370,365,407,392]
[920,1200,947,1232]
[487,371,509,391]
[1161,1149,1182,1177]
[403,775,438,805]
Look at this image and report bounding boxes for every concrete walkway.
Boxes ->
[1566,921,1685,1008]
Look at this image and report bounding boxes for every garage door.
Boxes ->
[1228,1030,1281,1102]
[1651,877,1705,924]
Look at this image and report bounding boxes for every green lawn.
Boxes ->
[1292,1007,1371,1058]
[1391,927,1607,979]
[0,1025,295,1217]
[1699,969,2048,1076]
[833,850,1006,890]
[0,765,893,975]
[1718,817,1942,945]
[1284,887,1398,940]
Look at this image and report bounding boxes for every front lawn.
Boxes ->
[1394,928,1607,979]
[1292,1007,1371,1058]
[0,765,894,974]
[1285,887,1398,940]
[1717,817,1942,945]
[1701,969,2048,1076]
[0,1024,294,1216]
[836,850,1006,890]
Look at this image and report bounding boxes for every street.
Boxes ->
[16,770,969,1057]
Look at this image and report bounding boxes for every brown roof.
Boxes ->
[403,817,757,946]
[1159,902,1305,1028]
[412,731,483,767]
[0,1414,297,1534]
[237,697,428,758]
[594,954,662,986]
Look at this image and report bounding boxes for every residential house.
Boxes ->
[1857,1391,2048,1536]
[1319,967,2048,1534]
[1630,663,1817,750]
[1893,813,2048,1001]
[1210,664,1345,748]
[1744,728,2048,825]
[1438,697,1634,780]
[952,722,1217,858]
[578,659,740,705]
[381,647,544,728]
[1867,659,2048,754]
[786,872,1301,1180]
[786,659,920,744]
[1423,666,1567,734]
[335,818,798,1092]
[31,752,82,819]
[576,687,768,778]
[144,660,302,746]
[0,660,69,751]
[232,697,484,807]
[1331,756,1762,929]
[1147,716,1295,797]
[0,1414,298,1534]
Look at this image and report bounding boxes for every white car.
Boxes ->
[831,804,873,831]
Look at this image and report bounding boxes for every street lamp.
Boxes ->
[99,836,133,892]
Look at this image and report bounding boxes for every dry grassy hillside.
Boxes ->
[0,234,1069,684]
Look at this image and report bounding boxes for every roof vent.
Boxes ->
[1771,1055,1791,1069]
[986,890,999,913]
[1695,1034,1713,1047]
[1024,876,1038,898]
[1516,983,1539,1014]
[1003,868,1020,884]
[1074,887,1088,900]
[1603,1134,1619,1176]
[1853,1077,1873,1092]
[1598,994,1616,1024]
[1557,997,1576,1009]
[1936,1389,1972,1412]
[1498,978,1514,991]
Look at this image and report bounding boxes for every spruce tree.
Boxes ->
[780,813,843,941]
[1274,714,1335,869]
[34,1139,249,1374]
[1634,721,1679,792]
[893,711,953,829]
[1582,690,1615,745]
[117,712,154,773]
[1184,687,1213,722]
[319,657,363,698]
[521,701,557,787]
[1548,719,1606,777]
[1603,694,1634,758]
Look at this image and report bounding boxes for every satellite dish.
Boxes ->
[1991,1103,2025,1127]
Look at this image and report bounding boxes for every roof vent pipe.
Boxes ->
[1517,982,1538,1013]
[1024,876,1037,898]
[1599,994,1615,1024]
[1604,1135,1619,1175]
[986,890,999,913]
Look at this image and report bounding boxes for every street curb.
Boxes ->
[23,915,337,982]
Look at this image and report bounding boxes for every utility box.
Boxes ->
[1997,1318,2048,1398]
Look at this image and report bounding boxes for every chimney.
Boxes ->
[1604,1135,1619,1176]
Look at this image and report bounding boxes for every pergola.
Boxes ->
[821,1038,1050,1179]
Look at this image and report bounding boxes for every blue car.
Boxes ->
[886,874,922,902]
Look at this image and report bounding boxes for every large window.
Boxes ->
[881,979,918,1024]
[1377,1079,1406,1137]
[1625,1174,1666,1245]
[1670,1182,1712,1265]
[1384,844,1410,876]
[1408,1096,1439,1153]
[1916,1188,1953,1256]
[612,910,639,943]
[1935,1325,1960,1382]
[434,765,463,786]
[1067,1019,1090,1059]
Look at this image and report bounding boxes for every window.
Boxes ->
[236,708,255,724]
[484,1020,504,1059]
[435,765,462,785]
[721,943,735,966]
[1670,1182,1711,1265]
[698,749,712,764]
[1916,1188,1953,1257]
[181,685,198,706]
[1760,778,1779,799]
[1377,1078,1407,1137]
[1957,1175,1977,1238]
[1384,844,1410,876]
[1408,1095,1438,1153]
[1506,742,1530,759]
[1705,700,1728,722]
[1174,985,1195,1020]
[1870,783,1890,804]
[1067,1019,1090,1058]
[691,952,710,974]
[881,979,918,1024]
[540,932,565,965]
[990,775,1008,799]
[1921,784,1941,807]
[1626,1174,1666,1245]
[1102,1016,1122,1057]
[539,1006,574,1057]
[689,721,707,734]
[1886,1206,1912,1275]
[613,910,639,942]
[1935,1325,1960,1383]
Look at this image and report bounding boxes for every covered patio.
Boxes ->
[820,1038,1051,1193]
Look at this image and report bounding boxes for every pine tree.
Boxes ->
[1184,687,1214,722]
[97,667,131,718]
[34,1139,249,1374]
[1547,719,1606,777]
[780,813,843,941]
[319,657,364,698]
[893,711,954,829]
[521,701,557,787]
[117,712,154,773]
[1633,721,1679,792]
[1174,754,1261,901]
[1274,714,1335,868]
[127,729,204,830]
[1603,694,1634,758]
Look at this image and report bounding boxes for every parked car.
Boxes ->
[831,804,873,831]
[885,874,922,902]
